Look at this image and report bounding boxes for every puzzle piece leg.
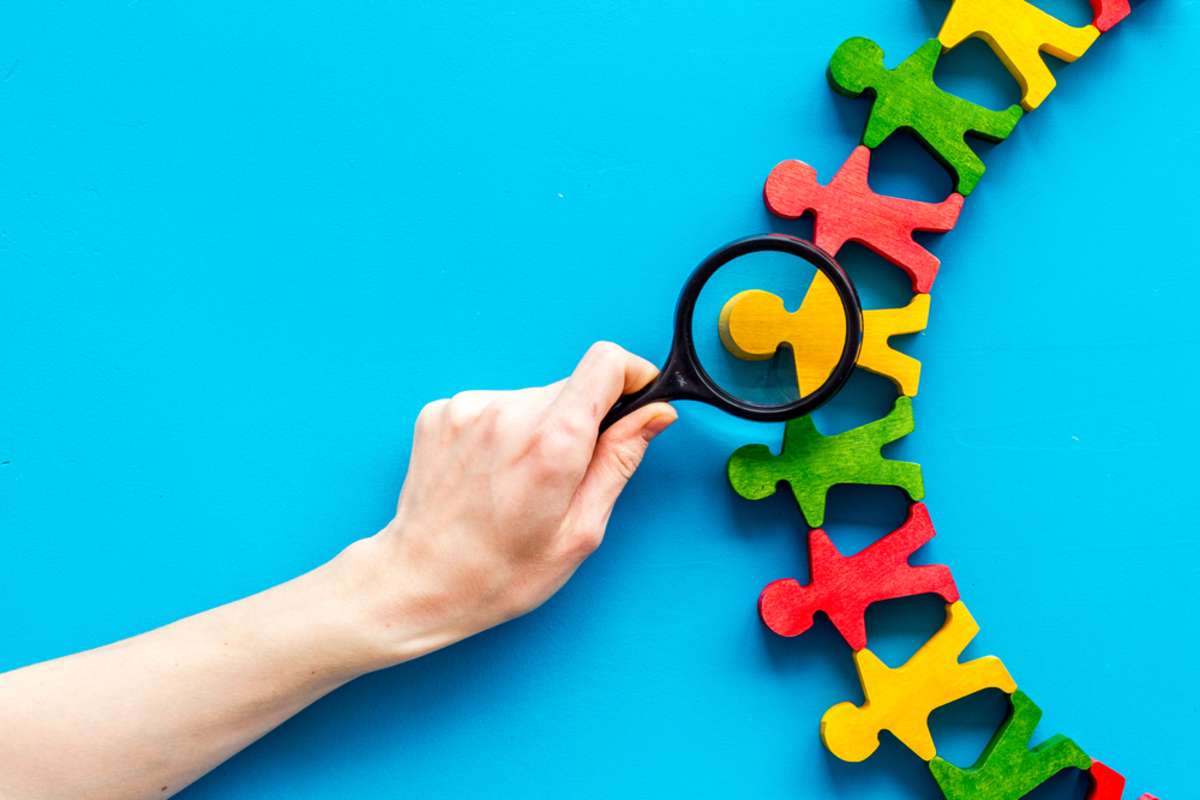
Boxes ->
[939,1,1100,110]
[1013,19,1099,109]
[1091,0,1131,33]
[1088,762,1127,799]
[930,691,1089,799]
[860,293,931,396]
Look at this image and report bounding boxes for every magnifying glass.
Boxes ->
[600,233,864,430]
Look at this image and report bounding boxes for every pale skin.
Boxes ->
[0,342,677,800]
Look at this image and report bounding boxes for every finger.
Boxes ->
[565,401,677,547]
[550,342,659,431]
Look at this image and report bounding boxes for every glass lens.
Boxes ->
[690,248,846,408]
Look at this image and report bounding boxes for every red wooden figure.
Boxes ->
[763,146,964,293]
[1088,761,1159,800]
[1090,0,1130,33]
[758,503,958,651]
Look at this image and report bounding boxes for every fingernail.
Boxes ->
[641,409,677,441]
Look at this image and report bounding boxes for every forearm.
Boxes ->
[0,535,412,800]
[0,343,672,799]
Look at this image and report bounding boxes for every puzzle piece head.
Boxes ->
[758,578,815,638]
[726,443,780,501]
[764,159,822,219]
[829,37,886,96]
[718,289,793,361]
[820,701,881,762]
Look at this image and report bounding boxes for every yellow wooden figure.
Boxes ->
[719,280,930,397]
[820,601,1016,763]
[938,0,1100,110]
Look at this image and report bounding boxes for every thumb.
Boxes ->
[568,402,677,539]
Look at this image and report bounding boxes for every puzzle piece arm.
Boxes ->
[889,716,940,762]
[925,134,989,197]
[1088,761,1160,800]
[860,293,932,396]
[926,600,981,658]
[967,103,1024,142]
[866,396,917,443]
[910,191,965,234]
[1091,0,1130,33]
[862,112,902,150]
[869,502,936,561]
[903,38,942,80]
[956,655,1018,696]
[866,504,960,603]
[1036,9,1101,62]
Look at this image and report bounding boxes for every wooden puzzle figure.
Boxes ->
[828,37,1024,196]
[1090,0,1131,33]
[763,146,963,292]
[727,397,923,528]
[929,691,1091,799]
[820,601,1016,762]
[938,0,1100,110]
[759,503,958,650]
[719,282,931,397]
[1088,761,1160,800]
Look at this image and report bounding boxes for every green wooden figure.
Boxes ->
[828,37,1024,196]
[726,397,923,527]
[929,691,1092,800]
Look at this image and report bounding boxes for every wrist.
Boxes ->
[324,524,467,672]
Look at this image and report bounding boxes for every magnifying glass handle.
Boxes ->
[599,351,702,433]
[599,376,672,433]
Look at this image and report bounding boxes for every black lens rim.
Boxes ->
[671,233,864,421]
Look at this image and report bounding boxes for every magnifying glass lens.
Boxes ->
[691,249,844,410]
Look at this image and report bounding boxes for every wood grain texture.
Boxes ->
[929,691,1091,799]
[763,146,963,292]
[1090,0,1131,33]
[758,502,958,651]
[1087,761,1160,800]
[820,601,1016,762]
[938,0,1099,110]
[828,37,1023,195]
[718,283,846,396]
[726,396,923,528]
[719,282,930,396]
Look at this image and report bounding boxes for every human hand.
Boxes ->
[347,342,677,666]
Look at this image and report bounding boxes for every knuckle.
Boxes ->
[444,393,481,431]
[415,399,448,433]
[609,440,647,481]
[586,340,624,366]
[571,527,604,557]
[530,428,578,469]
[554,409,592,440]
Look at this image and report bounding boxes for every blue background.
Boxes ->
[0,1,1193,797]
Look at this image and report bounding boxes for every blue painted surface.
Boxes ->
[0,2,1194,797]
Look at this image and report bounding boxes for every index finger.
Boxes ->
[549,342,659,430]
